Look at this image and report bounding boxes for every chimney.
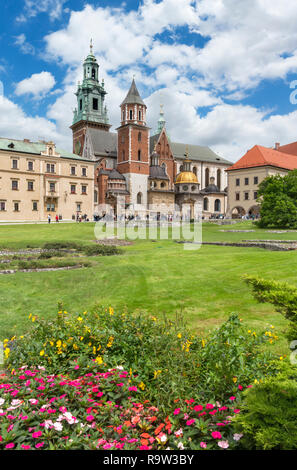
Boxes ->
[275,142,280,150]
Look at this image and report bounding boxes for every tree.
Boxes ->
[257,170,297,228]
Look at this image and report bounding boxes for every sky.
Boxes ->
[1,0,297,162]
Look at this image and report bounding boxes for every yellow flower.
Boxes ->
[73,344,78,350]
[77,317,83,322]
[31,316,36,322]
[28,313,32,319]
[4,347,10,358]
[40,350,45,356]
[151,316,157,322]
[95,356,103,364]
[280,356,283,361]
[109,307,114,316]
[254,379,259,384]
[177,333,182,339]
[139,382,146,390]
[107,336,114,348]
[201,339,206,348]
[232,377,237,383]
[153,370,162,379]
[56,340,62,348]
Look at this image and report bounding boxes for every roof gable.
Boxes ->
[227,145,297,171]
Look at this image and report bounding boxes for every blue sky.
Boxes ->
[1,0,297,161]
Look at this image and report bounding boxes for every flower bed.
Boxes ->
[0,363,245,450]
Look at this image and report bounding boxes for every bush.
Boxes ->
[82,245,120,256]
[38,251,65,259]
[233,361,297,449]
[5,309,278,409]
[42,242,83,251]
[244,275,297,343]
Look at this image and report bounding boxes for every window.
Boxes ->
[254,191,258,200]
[137,192,142,204]
[254,176,258,185]
[122,149,125,160]
[138,149,141,161]
[129,109,133,120]
[12,159,18,169]
[46,163,55,173]
[93,98,98,110]
[71,184,76,194]
[94,190,98,203]
[79,99,83,111]
[32,201,38,211]
[205,168,210,187]
[47,203,55,212]
[214,199,221,212]
[12,180,18,190]
[27,181,34,191]
[122,111,125,121]
[77,203,81,212]
[183,185,189,191]
[160,182,165,188]
[71,166,76,175]
[236,178,240,186]
[236,193,240,201]
[82,185,87,194]
[0,201,6,211]
[203,198,209,211]
[217,169,221,190]
[92,68,96,80]
[138,132,142,142]
[138,110,141,121]
[13,202,19,212]
[191,185,196,192]
[28,161,34,171]
[245,177,249,185]
[193,167,197,176]
[49,182,55,192]
[244,192,249,200]
[82,167,87,177]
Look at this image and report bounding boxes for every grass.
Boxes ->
[0,220,296,355]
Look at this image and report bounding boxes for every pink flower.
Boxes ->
[233,433,243,441]
[229,396,236,401]
[5,443,15,449]
[173,408,181,415]
[218,440,229,449]
[206,403,214,410]
[128,386,138,392]
[35,442,44,448]
[186,419,195,426]
[74,365,80,370]
[86,415,95,422]
[116,383,124,387]
[194,405,203,412]
[21,444,31,450]
[200,442,207,448]
[32,431,42,438]
[211,431,222,439]
[238,385,243,390]
[233,409,240,414]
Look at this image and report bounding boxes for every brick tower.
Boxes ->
[116,79,150,207]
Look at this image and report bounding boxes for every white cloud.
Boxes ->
[15,71,56,99]
[16,0,67,22]
[14,34,35,55]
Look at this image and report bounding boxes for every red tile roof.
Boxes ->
[227,145,297,171]
[278,141,297,156]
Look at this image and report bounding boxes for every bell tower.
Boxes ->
[116,78,150,207]
[70,40,111,156]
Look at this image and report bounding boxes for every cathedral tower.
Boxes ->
[70,40,111,156]
[116,79,150,207]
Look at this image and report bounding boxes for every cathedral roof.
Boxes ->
[149,165,169,180]
[108,169,126,180]
[87,128,117,157]
[121,79,146,107]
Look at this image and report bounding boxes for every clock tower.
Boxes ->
[70,40,111,156]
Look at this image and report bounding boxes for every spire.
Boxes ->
[157,103,166,133]
[90,38,93,55]
[121,78,146,106]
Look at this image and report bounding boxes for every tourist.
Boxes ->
[56,215,59,223]
[48,214,51,224]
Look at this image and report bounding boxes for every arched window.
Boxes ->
[193,166,197,176]
[48,147,53,156]
[138,132,142,142]
[138,149,141,161]
[203,197,209,211]
[137,192,142,204]
[138,110,141,121]
[214,199,221,212]
[122,110,125,121]
[205,168,210,187]
[160,182,165,188]
[92,68,96,79]
[217,169,221,190]
[129,109,133,120]
[180,165,184,172]
[122,149,125,160]
[94,190,98,203]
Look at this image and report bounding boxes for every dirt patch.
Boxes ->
[93,238,134,246]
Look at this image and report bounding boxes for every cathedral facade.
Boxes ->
[71,46,232,220]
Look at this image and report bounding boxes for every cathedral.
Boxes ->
[70,44,232,219]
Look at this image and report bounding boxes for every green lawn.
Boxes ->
[1,220,296,355]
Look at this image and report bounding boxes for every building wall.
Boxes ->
[226,166,288,216]
[0,149,95,222]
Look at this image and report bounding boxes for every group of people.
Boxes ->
[48,214,60,224]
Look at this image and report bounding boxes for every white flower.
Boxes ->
[53,422,63,431]
[160,434,167,443]
[218,440,229,449]
[44,419,54,429]
[0,399,4,406]
[233,433,243,441]
[177,442,185,450]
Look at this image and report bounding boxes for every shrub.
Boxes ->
[233,361,297,449]
[244,275,297,343]
[42,242,83,251]
[5,309,278,409]
[82,245,120,256]
[38,251,64,259]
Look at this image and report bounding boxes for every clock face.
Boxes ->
[75,140,81,154]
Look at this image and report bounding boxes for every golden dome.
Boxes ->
[175,171,198,184]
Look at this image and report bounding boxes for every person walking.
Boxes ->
[48,214,51,224]
[56,215,59,223]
